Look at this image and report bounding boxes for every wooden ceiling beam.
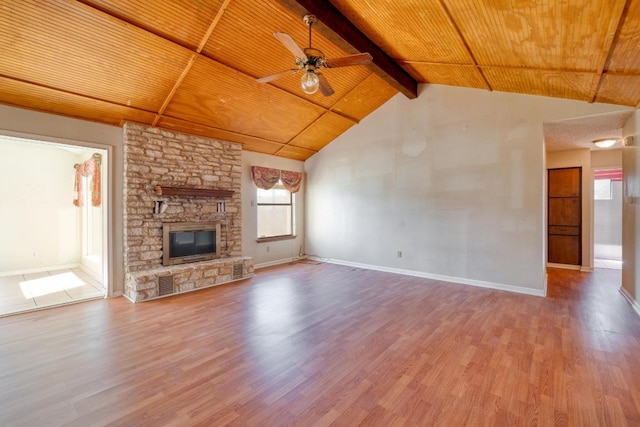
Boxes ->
[152,0,232,126]
[152,53,197,126]
[436,0,492,91]
[157,112,315,152]
[272,0,418,99]
[76,0,356,129]
[590,0,631,103]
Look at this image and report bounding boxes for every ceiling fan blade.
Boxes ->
[274,32,307,60]
[256,69,297,84]
[317,73,335,97]
[323,53,373,68]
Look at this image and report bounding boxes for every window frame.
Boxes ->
[594,178,613,201]
[256,182,296,242]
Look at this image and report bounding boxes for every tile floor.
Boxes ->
[594,258,622,270]
[594,243,622,270]
[0,268,104,317]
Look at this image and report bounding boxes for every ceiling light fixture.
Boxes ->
[301,69,319,94]
[592,138,617,148]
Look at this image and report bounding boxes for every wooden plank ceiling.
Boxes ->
[1,0,639,161]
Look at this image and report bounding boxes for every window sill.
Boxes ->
[256,235,297,243]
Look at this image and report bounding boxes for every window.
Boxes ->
[257,182,294,239]
[594,179,612,200]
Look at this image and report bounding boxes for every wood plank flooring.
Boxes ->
[1,262,639,426]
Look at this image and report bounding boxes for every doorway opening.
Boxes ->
[593,168,622,270]
[0,135,108,316]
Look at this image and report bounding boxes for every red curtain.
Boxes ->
[251,166,281,190]
[251,166,302,193]
[594,168,622,181]
[280,169,302,193]
[73,154,101,207]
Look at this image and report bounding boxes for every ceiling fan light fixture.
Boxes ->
[301,71,319,94]
[256,15,371,96]
[592,138,617,148]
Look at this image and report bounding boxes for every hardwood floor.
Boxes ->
[1,262,639,426]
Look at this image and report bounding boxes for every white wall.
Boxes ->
[547,149,593,269]
[0,137,81,271]
[622,111,640,312]
[305,84,630,294]
[77,150,107,281]
[242,151,304,268]
[592,149,622,168]
[0,105,123,296]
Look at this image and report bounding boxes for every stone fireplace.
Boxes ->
[123,122,253,302]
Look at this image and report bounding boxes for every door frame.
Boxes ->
[547,167,582,268]
[592,167,623,266]
[0,129,115,297]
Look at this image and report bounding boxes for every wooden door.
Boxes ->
[548,167,581,265]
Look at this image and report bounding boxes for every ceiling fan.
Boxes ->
[256,15,373,96]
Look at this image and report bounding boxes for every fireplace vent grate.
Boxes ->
[158,275,174,296]
[232,263,243,280]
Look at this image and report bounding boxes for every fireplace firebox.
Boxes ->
[162,222,221,266]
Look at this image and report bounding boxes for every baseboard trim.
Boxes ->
[78,262,103,283]
[0,263,81,277]
[254,257,306,270]
[547,263,581,271]
[312,257,545,297]
[619,287,640,318]
[580,266,593,272]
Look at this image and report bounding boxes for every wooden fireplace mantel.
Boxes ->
[153,185,234,198]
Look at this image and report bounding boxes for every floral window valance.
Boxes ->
[73,153,102,207]
[251,166,302,193]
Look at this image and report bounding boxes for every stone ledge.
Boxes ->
[127,256,254,302]
[128,256,252,279]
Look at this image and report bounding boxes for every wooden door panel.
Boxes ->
[548,198,581,225]
[548,167,581,266]
[549,168,581,197]
[549,235,580,265]
[548,225,580,236]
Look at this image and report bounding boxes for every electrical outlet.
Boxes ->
[31,251,38,258]
[397,250,402,258]
[266,246,270,253]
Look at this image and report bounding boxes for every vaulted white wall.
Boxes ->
[305,84,629,294]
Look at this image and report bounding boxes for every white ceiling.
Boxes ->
[544,110,634,152]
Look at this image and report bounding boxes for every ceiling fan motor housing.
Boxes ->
[303,48,325,70]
